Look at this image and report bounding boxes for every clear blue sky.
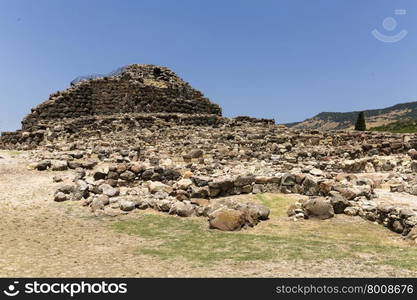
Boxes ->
[1,0,417,131]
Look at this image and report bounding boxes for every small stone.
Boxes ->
[184,149,203,159]
[295,213,305,219]
[91,197,105,212]
[99,184,120,197]
[157,199,172,212]
[57,184,74,194]
[130,162,146,173]
[54,192,68,202]
[148,181,173,194]
[120,199,135,211]
[309,168,323,176]
[344,206,359,216]
[119,170,136,181]
[51,160,68,171]
[391,220,404,234]
[36,160,51,171]
[135,199,149,210]
[93,166,109,180]
[169,201,194,217]
[53,175,64,183]
[175,178,193,190]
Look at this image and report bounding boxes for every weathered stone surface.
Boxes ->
[51,160,68,171]
[391,220,404,234]
[4,64,221,138]
[208,208,246,231]
[302,198,334,220]
[330,194,350,214]
[119,170,136,181]
[120,199,135,211]
[91,197,105,212]
[99,184,120,197]
[148,181,173,194]
[169,201,195,217]
[175,179,193,190]
[57,185,74,194]
[184,149,204,159]
[344,206,359,216]
[36,160,51,171]
[54,192,68,202]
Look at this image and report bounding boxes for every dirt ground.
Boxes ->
[1,150,416,277]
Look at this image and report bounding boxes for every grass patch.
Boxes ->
[255,193,294,217]
[110,194,417,270]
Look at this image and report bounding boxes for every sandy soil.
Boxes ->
[0,151,416,277]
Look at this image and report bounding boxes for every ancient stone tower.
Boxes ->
[21,64,222,131]
[0,64,223,148]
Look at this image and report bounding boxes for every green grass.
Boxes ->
[370,119,417,133]
[110,194,417,270]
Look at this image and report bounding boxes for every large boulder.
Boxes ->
[302,197,334,220]
[208,207,246,231]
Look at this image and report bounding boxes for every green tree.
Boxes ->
[355,112,366,131]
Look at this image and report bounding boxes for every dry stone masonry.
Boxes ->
[2,64,417,237]
[2,64,221,145]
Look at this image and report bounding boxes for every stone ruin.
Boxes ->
[1,64,221,148]
[2,64,417,238]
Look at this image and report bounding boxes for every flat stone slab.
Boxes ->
[374,189,417,210]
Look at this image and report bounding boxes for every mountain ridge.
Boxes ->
[287,101,417,130]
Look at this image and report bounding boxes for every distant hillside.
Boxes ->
[370,119,417,133]
[288,101,417,130]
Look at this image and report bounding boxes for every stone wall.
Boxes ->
[20,64,222,131]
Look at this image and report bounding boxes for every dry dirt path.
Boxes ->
[0,151,416,277]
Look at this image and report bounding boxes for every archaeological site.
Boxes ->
[2,64,417,278]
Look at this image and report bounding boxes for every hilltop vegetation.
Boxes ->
[370,119,417,133]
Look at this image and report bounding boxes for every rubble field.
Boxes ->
[2,64,417,277]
